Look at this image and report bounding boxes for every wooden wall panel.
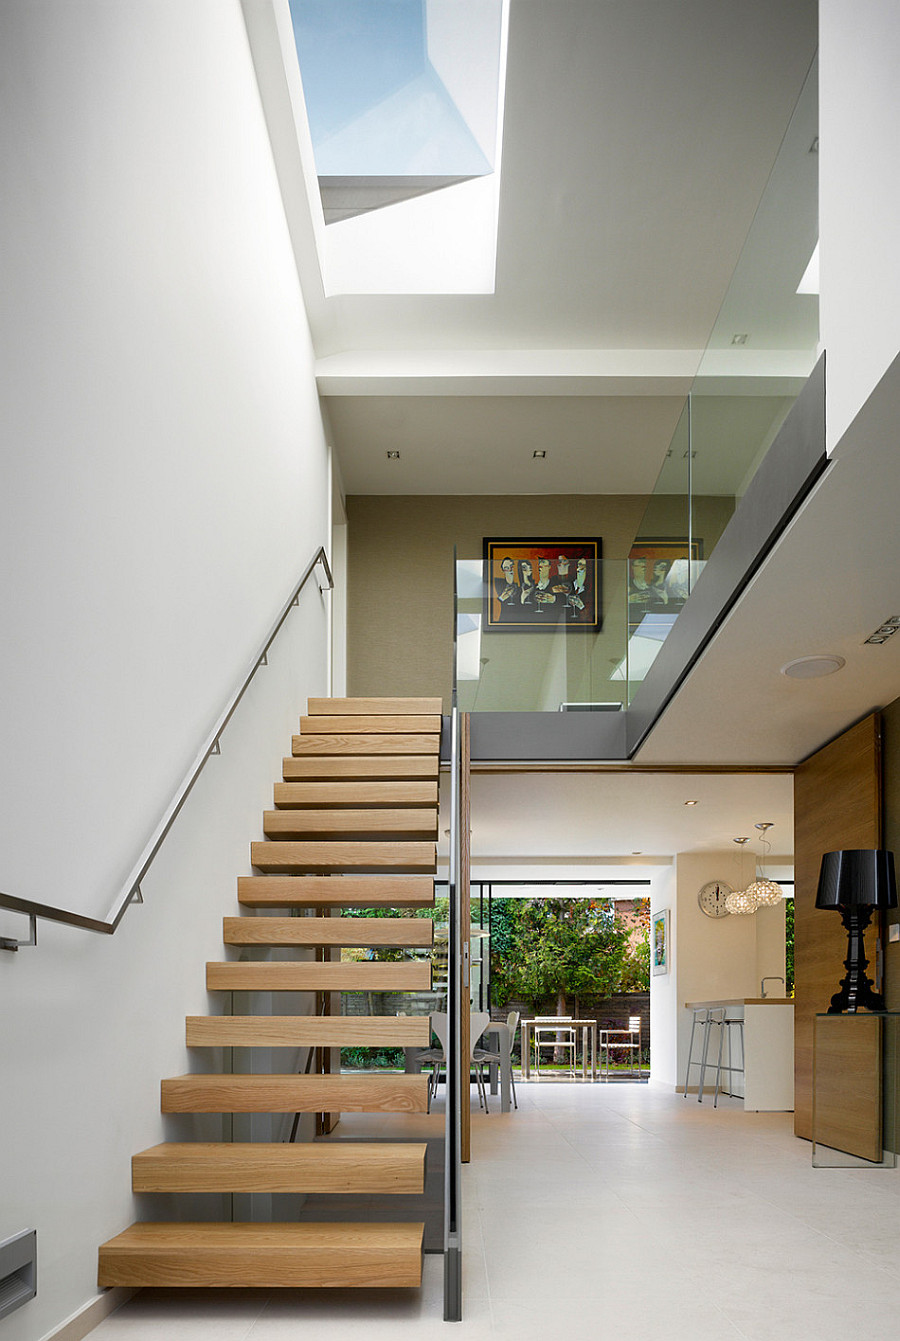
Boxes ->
[813,1015,882,1161]
[794,713,882,1139]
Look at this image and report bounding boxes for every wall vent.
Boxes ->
[0,1230,36,1321]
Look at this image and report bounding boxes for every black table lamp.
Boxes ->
[816,849,898,1013]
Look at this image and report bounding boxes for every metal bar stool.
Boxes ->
[712,1016,745,1106]
[683,1007,712,1099]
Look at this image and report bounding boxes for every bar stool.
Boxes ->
[712,1015,745,1107]
[683,1007,713,1099]
[684,1009,745,1106]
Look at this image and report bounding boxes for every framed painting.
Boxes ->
[628,536,704,637]
[652,908,670,976]
[483,537,602,632]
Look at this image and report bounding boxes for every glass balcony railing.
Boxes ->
[456,556,638,712]
[452,58,820,727]
[625,56,819,700]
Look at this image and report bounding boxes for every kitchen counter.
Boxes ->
[683,998,794,1111]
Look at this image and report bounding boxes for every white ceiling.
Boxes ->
[256,0,900,852]
[292,0,820,492]
[435,770,794,883]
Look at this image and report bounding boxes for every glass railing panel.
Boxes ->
[456,558,629,712]
[622,56,818,699]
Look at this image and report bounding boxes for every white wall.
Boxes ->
[0,4,331,1338]
[648,865,678,1087]
[0,0,329,923]
[819,0,900,452]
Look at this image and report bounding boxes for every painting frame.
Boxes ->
[483,536,602,633]
[627,536,704,638]
[652,908,670,976]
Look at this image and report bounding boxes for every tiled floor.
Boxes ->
[91,1081,900,1340]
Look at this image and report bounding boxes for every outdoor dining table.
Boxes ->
[520,1017,597,1081]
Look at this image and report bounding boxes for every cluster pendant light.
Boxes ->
[725,825,783,915]
[745,823,783,907]
[725,838,758,915]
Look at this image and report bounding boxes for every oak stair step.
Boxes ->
[98,1221,425,1289]
[222,916,434,948]
[292,733,439,757]
[206,960,432,992]
[299,715,441,736]
[250,839,436,873]
[308,697,441,716]
[283,755,439,781]
[274,780,438,808]
[132,1142,427,1193]
[262,809,437,840]
[237,874,435,907]
[161,1073,428,1113]
[186,1014,432,1049]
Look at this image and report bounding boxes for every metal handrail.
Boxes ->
[0,546,333,950]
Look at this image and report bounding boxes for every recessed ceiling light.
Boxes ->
[533,449,546,459]
[386,450,400,459]
[731,333,748,346]
[684,799,698,807]
[780,654,845,679]
[864,616,900,645]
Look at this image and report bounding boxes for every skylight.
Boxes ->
[288,0,508,295]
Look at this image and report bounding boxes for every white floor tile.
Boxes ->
[89,1081,900,1340]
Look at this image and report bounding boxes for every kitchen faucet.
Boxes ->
[760,976,785,997]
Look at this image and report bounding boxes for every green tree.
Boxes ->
[619,926,650,991]
[491,898,631,1015]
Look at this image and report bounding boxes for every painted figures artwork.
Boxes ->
[627,537,704,637]
[483,538,602,632]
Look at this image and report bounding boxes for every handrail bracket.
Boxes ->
[0,913,37,953]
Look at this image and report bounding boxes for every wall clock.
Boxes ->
[697,880,732,918]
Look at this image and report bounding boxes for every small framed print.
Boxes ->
[652,908,670,976]
[483,537,602,632]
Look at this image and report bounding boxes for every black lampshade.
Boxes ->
[815,849,898,910]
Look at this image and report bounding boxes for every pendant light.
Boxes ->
[725,837,759,915]
[745,822,783,907]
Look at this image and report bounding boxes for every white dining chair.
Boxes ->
[473,1010,519,1111]
[412,1012,447,1108]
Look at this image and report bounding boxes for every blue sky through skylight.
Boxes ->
[289,0,493,178]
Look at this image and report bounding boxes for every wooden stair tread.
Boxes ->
[222,916,434,947]
[308,697,441,716]
[292,734,439,756]
[274,780,438,808]
[299,715,441,736]
[237,874,435,907]
[250,840,436,873]
[283,755,439,781]
[132,1142,426,1193]
[206,960,431,991]
[161,1073,429,1113]
[186,1014,432,1048]
[262,809,437,839]
[98,1221,424,1288]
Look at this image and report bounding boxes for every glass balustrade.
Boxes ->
[456,557,633,713]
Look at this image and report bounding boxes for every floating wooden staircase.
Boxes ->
[98,696,442,1291]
